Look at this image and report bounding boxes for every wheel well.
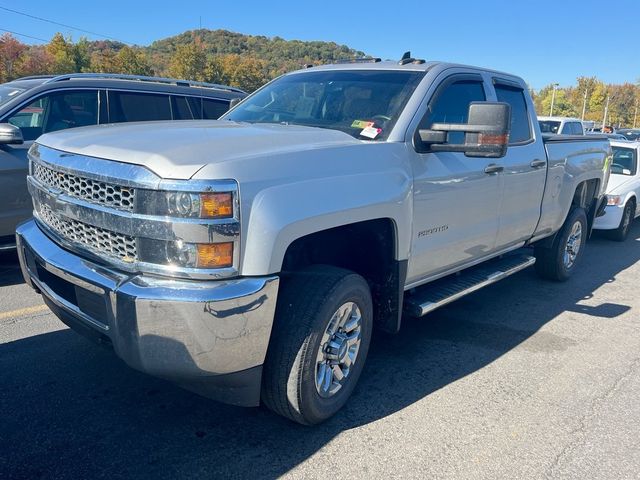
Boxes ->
[281,219,405,333]
[572,179,601,233]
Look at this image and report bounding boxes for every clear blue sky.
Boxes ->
[1,0,637,90]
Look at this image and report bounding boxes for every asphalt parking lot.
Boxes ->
[1,224,639,480]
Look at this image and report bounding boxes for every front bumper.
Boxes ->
[594,204,623,230]
[16,219,279,407]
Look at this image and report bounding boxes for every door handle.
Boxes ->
[530,159,547,168]
[484,164,504,174]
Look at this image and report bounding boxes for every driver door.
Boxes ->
[406,73,502,285]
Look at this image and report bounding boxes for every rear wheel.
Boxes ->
[262,265,373,425]
[535,207,587,281]
[608,200,635,242]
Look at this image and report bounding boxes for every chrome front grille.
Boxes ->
[33,162,135,212]
[38,205,138,262]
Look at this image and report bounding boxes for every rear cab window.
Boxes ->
[493,82,532,144]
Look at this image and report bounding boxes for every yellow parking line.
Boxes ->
[0,304,49,321]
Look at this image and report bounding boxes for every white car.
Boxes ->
[538,116,585,135]
[594,140,640,240]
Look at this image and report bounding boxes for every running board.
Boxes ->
[404,254,536,317]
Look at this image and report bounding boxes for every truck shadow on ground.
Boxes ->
[1,223,639,479]
[0,250,24,287]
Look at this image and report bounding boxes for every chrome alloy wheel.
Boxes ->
[564,220,583,269]
[315,302,362,398]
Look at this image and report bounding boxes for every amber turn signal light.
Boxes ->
[196,242,233,268]
[200,193,233,218]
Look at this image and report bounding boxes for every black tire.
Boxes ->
[261,265,373,425]
[534,207,587,282]
[608,200,635,242]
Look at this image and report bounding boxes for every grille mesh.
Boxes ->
[33,163,135,212]
[39,205,138,262]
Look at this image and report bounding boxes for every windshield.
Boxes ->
[611,146,637,176]
[222,70,425,141]
[620,130,640,141]
[539,120,561,134]
[0,85,26,108]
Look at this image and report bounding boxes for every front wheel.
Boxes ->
[261,265,373,425]
[535,207,587,281]
[608,200,635,242]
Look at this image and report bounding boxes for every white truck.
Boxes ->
[16,58,611,424]
[594,140,640,240]
[538,116,585,135]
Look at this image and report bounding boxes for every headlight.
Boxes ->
[139,238,234,269]
[607,195,623,206]
[139,190,234,219]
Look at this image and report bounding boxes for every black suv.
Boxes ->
[0,73,246,249]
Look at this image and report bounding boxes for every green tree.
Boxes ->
[588,82,607,121]
[207,54,269,92]
[72,37,91,72]
[89,48,119,73]
[115,46,153,75]
[47,33,76,73]
[168,42,206,81]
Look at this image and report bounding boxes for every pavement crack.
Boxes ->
[545,356,640,478]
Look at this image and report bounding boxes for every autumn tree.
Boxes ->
[46,33,76,73]
[168,42,206,81]
[115,46,153,75]
[0,33,27,82]
[207,54,269,92]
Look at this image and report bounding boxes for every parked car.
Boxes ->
[16,58,610,424]
[594,140,640,240]
[538,116,585,135]
[617,129,640,141]
[0,73,245,249]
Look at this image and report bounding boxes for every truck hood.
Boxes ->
[606,174,635,195]
[36,120,360,179]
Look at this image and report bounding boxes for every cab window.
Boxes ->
[6,90,98,141]
[420,79,486,145]
[494,84,532,144]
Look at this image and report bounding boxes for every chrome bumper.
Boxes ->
[16,219,279,407]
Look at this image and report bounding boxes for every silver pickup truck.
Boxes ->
[16,58,610,425]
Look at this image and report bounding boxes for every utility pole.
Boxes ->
[602,95,610,130]
[581,88,588,120]
[549,83,559,116]
[634,104,638,129]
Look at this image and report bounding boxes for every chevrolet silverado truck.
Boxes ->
[16,57,611,425]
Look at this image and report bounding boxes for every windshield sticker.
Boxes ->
[360,126,382,139]
[351,120,374,129]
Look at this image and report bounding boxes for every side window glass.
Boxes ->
[172,96,194,120]
[202,98,230,119]
[109,91,171,123]
[494,84,532,144]
[7,97,47,141]
[420,80,486,145]
[571,122,583,135]
[7,90,98,141]
[560,123,571,134]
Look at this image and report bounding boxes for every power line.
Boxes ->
[0,27,48,42]
[0,6,131,44]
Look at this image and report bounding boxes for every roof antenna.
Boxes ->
[399,51,414,65]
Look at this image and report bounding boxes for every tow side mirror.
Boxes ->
[0,123,24,145]
[418,102,511,158]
